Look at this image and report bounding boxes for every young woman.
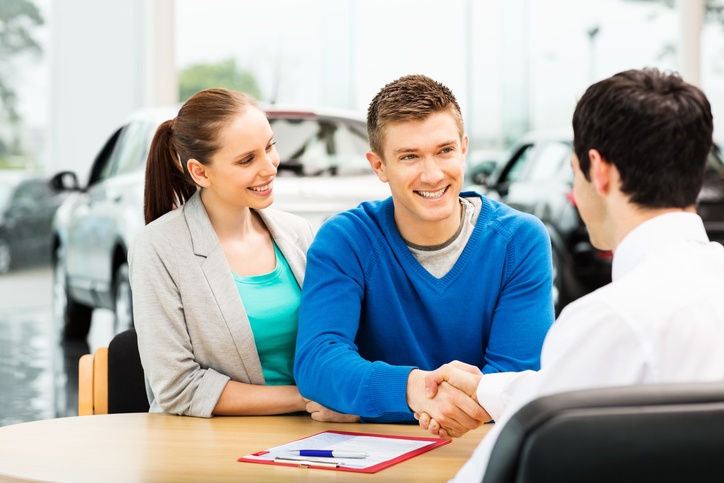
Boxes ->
[129,88,321,417]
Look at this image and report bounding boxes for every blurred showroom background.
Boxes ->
[6,0,724,178]
[1,0,724,426]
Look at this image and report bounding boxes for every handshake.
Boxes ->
[408,361,492,439]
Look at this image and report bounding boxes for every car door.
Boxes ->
[66,121,149,299]
[65,128,123,295]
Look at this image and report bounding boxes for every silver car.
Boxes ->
[51,106,390,339]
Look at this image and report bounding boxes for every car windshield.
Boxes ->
[270,117,370,176]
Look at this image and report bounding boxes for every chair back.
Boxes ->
[482,381,724,483]
[78,328,148,415]
[107,329,149,413]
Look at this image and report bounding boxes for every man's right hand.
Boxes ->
[414,361,491,437]
[407,366,489,439]
[424,360,484,400]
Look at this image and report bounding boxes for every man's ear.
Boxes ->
[187,159,210,188]
[366,151,388,183]
[459,134,470,170]
[588,149,613,196]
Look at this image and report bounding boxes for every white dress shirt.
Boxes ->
[453,212,724,482]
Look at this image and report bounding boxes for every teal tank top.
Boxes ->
[233,243,300,386]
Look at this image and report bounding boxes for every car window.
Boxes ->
[706,145,724,177]
[498,140,573,186]
[95,121,150,182]
[327,121,370,175]
[112,122,153,176]
[87,128,123,188]
[522,142,571,182]
[270,117,369,176]
[97,137,120,182]
[500,144,535,184]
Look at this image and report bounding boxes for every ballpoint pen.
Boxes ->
[286,450,369,459]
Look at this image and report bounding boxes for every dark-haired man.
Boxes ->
[423,68,724,481]
[294,74,554,435]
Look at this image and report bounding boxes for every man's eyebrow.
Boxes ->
[392,147,418,155]
[392,140,457,156]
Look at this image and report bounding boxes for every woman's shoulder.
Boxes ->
[133,207,189,252]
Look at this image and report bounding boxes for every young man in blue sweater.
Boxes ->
[294,74,555,436]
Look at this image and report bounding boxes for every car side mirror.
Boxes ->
[495,181,511,197]
[469,160,497,186]
[50,171,81,192]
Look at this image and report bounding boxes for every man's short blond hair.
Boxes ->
[367,74,464,158]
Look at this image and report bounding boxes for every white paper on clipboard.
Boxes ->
[239,429,451,473]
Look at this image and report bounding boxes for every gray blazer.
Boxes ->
[128,191,314,417]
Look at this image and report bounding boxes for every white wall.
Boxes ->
[49,0,176,181]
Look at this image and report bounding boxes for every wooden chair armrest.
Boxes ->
[78,353,94,416]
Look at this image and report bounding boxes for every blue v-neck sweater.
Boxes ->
[295,192,554,422]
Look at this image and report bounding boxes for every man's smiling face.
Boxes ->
[367,109,468,244]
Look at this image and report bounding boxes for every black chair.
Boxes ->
[78,328,149,415]
[482,381,724,483]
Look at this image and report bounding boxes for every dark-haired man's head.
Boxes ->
[572,68,713,209]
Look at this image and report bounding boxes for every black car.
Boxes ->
[0,172,70,274]
[467,130,724,315]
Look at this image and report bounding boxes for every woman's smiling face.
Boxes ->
[200,106,280,211]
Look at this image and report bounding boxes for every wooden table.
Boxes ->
[0,414,491,482]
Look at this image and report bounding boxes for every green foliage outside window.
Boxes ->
[0,0,43,126]
[178,58,262,103]
[0,0,43,163]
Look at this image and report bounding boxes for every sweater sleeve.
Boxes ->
[294,215,415,420]
[483,214,555,373]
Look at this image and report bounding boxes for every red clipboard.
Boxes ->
[238,429,451,473]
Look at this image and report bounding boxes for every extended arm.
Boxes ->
[294,218,417,421]
[212,382,306,415]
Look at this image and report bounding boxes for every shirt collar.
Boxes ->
[612,212,709,281]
